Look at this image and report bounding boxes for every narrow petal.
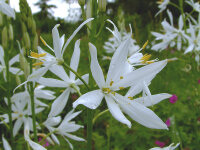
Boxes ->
[63,110,82,122]
[115,94,168,129]
[70,40,80,80]
[75,74,89,85]
[64,133,85,141]
[106,39,130,84]
[112,60,167,90]
[73,90,104,109]
[62,18,94,55]
[89,43,105,88]
[9,54,19,66]
[28,66,50,82]
[27,139,47,150]
[48,89,70,117]
[2,136,11,150]
[52,24,62,59]
[13,119,23,137]
[0,2,15,19]
[37,77,68,87]
[105,95,131,128]
[134,93,172,107]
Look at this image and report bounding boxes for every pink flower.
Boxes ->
[165,118,171,127]
[169,94,178,103]
[198,80,200,84]
[155,140,165,148]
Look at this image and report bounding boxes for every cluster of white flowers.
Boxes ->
[0,1,180,150]
[152,0,200,66]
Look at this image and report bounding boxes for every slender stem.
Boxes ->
[62,62,90,90]
[71,84,82,96]
[39,130,57,145]
[92,109,109,124]
[29,54,37,141]
[5,45,14,145]
[169,2,181,11]
[179,0,187,31]
[87,109,93,150]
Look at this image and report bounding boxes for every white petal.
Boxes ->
[184,44,194,54]
[0,45,5,65]
[0,2,15,19]
[27,139,47,150]
[179,15,183,29]
[73,90,104,109]
[112,60,167,90]
[44,116,61,127]
[134,93,172,107]
[52,24,62,59]
[13,119,23,137]
[63,110,81,122]
[64,133,85,141]
[62,18,94,55]
[106,39,130,84]
[9,54,19,66]
[2,136,12,150]
[63,137,73,150]
[89,43,105,88]
[28,66,50,82]
[37,77,68,87]
[51,134,60,145]
[70,40,80,80]
[105,95,131,128]
[48,89,70,117]
[115,94,168,129]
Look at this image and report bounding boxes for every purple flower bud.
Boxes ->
[169,94,178,104]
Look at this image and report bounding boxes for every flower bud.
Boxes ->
[32,34,38,51]
[19,54,30,78]
[98,0,107,12]
[24,32,31,50]
[0,13,3,26]
[27,16,32,30]
[31,19,36,35]
[15,75,22,87]
[21,22,27,34]
[78,0,85,6]
[2,26,8,48]
[8,24,14,41]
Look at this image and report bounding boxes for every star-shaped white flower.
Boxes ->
[149,143,180,150]
[73,39,168,129]
[37,40,89,117]
[155,0,170,16]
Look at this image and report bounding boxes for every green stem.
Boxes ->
[92,109,109,124]
[39,130,57,145]
[71,84,82,96]
[169,2,181,11]
[87,109,93,150]
[62,62,90,90]
[179,0,187,31]
[5,45,14,145]
[29,55,37,141]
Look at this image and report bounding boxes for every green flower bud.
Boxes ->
[2,26,8,48]
[27,16,32,30]
[78,0,85,6]
[19,54,30,79]
[21,22,27,34]
[32,34,38,51]
[15,75,22,87]
[24,32,30,50]
[8,24,14,41]
[98,0,107,12]
[0,13,3,26]
[31,19,36,35]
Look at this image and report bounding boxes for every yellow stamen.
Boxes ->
[146,61,154,64]
[157,0,163,4]
[40,36,47,46]
[31,52,46,58]
[33,62,44,66]
[140,53,152,64]
[142,40,149,49]
[110,80,114,86]
[102,88,111,93]
[111,92,116,96]
[119,87,124,90]
[128,97,134,100]
[120,76,123,79]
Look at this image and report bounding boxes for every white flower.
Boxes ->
[0,0,15,19]
[2,135,12,150]
[156,0,170,16]
[0,45,23,81]
[149,143,180,150]
[73,40,168,129]
[104,20,140,56]
[43,110,85,149]
[186,0,200,12]
[27,18,93,82]
[37,40,89,117]
[24,120,47,150]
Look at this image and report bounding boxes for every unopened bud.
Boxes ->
[98,0,107,12]
[15,75,22,87]
[2,26,8,48]
[27,16,32,30]
[0,13,3,26]
[19,54,30,79]
[31,19,36,34]
[8,24,14,41]
[78,0,85,6]
[32,34,38,51]
[24,32,31,49]
[21,22,27,34]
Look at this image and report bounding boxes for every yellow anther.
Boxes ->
[146,61,154,64]
[110,80,114,86]
[19,114,23,117]
[60,90,64,92]
[157,0,163,4]
[128,97,134,100]
[31,52,46,58]
[140,53,152,64]
[120,76,123,79]
[40,36,47,46]
[119,87,125,90]
[33,62,44,66]
[142,40,149,49]
[111,91,116,96]
[102,88,111,93]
